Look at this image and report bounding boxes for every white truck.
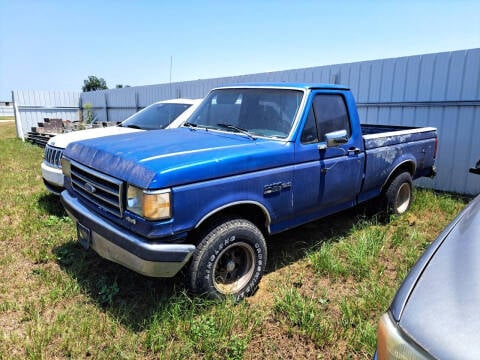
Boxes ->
[42,98,201,194]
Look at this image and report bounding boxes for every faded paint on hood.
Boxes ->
[64,128,294,189]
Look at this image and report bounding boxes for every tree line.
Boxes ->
[82,76,129,92]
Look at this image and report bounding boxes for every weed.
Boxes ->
[338,278,393,355]
[309,222,386,280]
[308,240,347,278]
[97,276,120,306]
[273,286,334,347]
[144,295,261,359]
[0,300,19,312]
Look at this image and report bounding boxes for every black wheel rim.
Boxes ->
[213,242,255,295]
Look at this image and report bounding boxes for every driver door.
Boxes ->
[293,91,365,218]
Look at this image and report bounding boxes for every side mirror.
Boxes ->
[470,159,480,175]
[325,129,348,147]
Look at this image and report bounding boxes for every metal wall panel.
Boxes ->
[0,104,14,117]
[13,90,81,140]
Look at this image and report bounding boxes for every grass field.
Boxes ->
[0,121,467,359]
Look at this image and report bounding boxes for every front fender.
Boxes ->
[194,200,272,231]
[168,167,295,237]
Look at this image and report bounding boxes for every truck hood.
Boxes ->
[398,194,480,359]
[65,128,294,188]
[47,126,143,149]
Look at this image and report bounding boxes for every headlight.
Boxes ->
[377,313,432,360]
[61,157,71,177]
[127,185,171,220]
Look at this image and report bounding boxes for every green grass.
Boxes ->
[0,122,468,359]
[273,286,333,347]
[309,219,386,280]
[144,297,261,359]
[0,116,14,121]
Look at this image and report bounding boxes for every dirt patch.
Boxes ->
[246,253,361,359]
[244,316,320,359]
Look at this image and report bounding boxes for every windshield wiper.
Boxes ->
[183,122,198,129]
[124,124,142,129]
[216,123,256,140]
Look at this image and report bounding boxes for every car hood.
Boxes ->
[64,128,294,189]
[47,126,142,149]
[398,194,480,359]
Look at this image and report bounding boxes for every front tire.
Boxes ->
[385,172,413,215]
[188,218,267,300]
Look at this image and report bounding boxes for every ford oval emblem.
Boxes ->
[84,182,96,194]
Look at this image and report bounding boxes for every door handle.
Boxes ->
[348,147,361,155]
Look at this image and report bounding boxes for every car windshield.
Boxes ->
[186,88,304,139]
[120,102,192,130]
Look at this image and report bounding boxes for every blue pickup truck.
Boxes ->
[60,83,437,299]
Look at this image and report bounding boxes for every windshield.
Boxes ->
[186,88,304,138]
[120,102,192,130]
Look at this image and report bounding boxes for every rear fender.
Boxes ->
[381,158,416,191]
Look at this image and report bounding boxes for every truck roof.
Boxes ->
[215,82,350,91]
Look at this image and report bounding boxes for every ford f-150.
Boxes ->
[60,83,437,299]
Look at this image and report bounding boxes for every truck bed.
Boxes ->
[359,123,437,202]
[361,124,437,150]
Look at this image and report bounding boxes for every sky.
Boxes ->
[0,0,479,100]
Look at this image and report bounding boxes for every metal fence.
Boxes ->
[13,90,81,140]
[13,48,480,195]
[0,102,14,118]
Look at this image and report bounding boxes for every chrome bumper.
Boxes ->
[41,161,64,195]
[61,190,195,277]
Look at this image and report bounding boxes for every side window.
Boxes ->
[301,106,319,144]
[312,94,351,142]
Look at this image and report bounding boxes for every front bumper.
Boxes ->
[41,161,64,194]
[60,190,195,277]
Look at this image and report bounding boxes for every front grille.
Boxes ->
[44,145,63,168]
[70,161,124,217]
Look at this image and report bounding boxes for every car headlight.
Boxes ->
[376,313,433,360]
[61,157,71,177]
[126,185,171,220]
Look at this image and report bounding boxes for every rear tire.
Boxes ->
[188,218,267,300]
[385,172,413,215]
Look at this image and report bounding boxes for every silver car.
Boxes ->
[375,163,480,359]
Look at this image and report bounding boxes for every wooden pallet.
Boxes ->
[26,131,56,148]
[26,117,70,147]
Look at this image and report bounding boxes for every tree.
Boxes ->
[115,84,130,88]
[82,76,108,92]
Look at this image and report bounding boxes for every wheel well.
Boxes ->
[382,161,415,193]
[188,204,270,244]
